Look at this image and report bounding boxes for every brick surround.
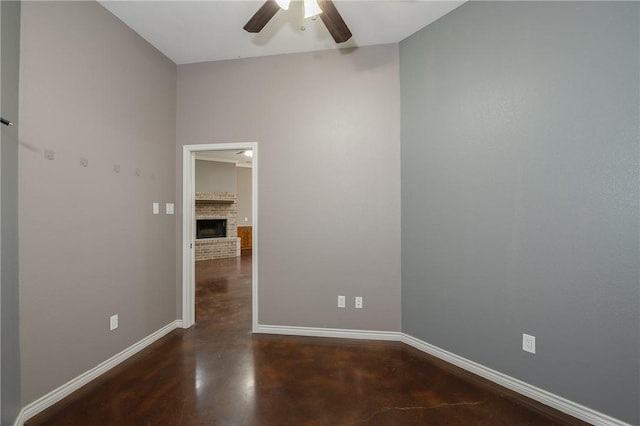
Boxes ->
[195,192,241,261]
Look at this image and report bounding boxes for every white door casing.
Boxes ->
[181,143,258,331]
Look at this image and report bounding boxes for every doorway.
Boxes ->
[182,143,258,331]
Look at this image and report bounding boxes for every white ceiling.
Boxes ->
[98,0,466,65]
[196,149,254,167]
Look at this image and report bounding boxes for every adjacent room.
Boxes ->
[1,1,638,425]
[193,151,253,328]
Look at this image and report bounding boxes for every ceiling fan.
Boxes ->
[243,0,352,44]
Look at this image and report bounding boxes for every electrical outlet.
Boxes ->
[152,203,159,215]
[522,333,536,354]
[338,295,346,308]
[110,314,119,331]
[355,296,363,309]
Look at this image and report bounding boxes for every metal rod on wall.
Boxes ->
[1,117,14,126]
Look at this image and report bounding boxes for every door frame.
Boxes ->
[181,142,258,331]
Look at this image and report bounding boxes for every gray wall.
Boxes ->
[19,1,177,404]
[236,167,252,226]
[1,2,21,424]
[195,159,236,193]
[400,2,639,424]
[177,45,402,331]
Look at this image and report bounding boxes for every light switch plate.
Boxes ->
[165,203,174,215]
[152,203,159,215]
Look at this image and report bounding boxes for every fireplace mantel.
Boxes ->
[195,199,234,205]
[195,191,236,204]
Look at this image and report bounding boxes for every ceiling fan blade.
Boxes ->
[244,0,281,33]
[318,0,352,43]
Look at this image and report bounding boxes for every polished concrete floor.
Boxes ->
[28,255,586,425]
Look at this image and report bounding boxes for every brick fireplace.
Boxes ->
[194,192,241,261]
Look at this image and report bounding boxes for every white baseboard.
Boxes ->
[12,410,25,426]
[14,319,182,426]
[400,333,631,426]
[254,323,402,342]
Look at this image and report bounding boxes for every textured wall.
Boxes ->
[19,1,177,404]
[236,167,252,227]
[400,2,639,423]
[1,2,21,424]
[177,45,401,331]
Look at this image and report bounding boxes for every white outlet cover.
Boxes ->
[110,314,119,331]
[338,295,346,308]
[152,202,160,215]
[522,333,536,354]
[166,203,174,215]
[355,297,363,309]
